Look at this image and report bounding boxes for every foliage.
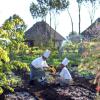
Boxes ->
[30,0,69,18]
[78,41,100,75]
[0,47,21,94]
[11,60,29,71]
[3,14,26,32]
[1,14,29,60]
[59,39,99,78]
[47,49,59,63]
[61,42,81,67]
[0,28,8,38]
[0,14,30,95]
[30,2,48,19]
[0,47,10,62]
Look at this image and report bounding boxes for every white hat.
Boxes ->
[61,58,69,66]
[43,49,51,58]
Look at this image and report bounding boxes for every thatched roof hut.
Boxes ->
[81,18,100,41]
[25,21,65,47]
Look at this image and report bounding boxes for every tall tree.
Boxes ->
[66,1,74,35]
[76,0,83,35]
[83,0,100,24]
[48,0,69,46]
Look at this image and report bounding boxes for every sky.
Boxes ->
[0,0,100,38]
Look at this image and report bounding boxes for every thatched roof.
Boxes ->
[81,18,100,40]
[25,21,65,41]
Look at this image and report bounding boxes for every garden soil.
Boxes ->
[0,70,97,100]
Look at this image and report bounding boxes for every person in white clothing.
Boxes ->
[55,58,73,86]
[29,49,51,85]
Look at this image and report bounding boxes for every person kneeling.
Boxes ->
[55,58,73,86]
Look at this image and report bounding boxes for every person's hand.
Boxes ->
[43,67,49,71]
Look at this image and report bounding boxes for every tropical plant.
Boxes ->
[78,41,100,75]
[0,15,30,95]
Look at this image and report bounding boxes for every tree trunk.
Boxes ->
[50,11,51,39]
[54,12,57,47]
[67,8,74,34]
[49,10,53,47]
[78,4,81,35]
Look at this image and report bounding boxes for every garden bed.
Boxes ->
[1,76,97,100]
